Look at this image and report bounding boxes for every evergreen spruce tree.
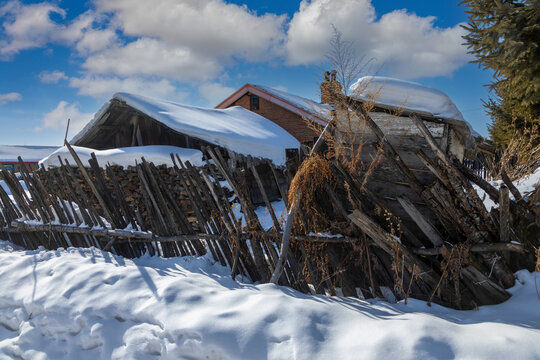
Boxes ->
[461,0,540,146]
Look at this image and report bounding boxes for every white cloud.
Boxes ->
[198,82,235,106]
[82,38,221,81]
[38,70,68,83]
[286,0,375,65]
[36,101,93,134]
[75,27,117,55]
[94,0,286,61]
[0,92,22,104]
[286,0,471,79]
[0,1,65,58]
[0,2,111,59]
[1,0,472,103]
[0,0,286,82]
[69,75,186,101]
[74,0,288,82]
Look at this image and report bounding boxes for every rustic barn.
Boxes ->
[71,93,299,165]
[216,83,332,143]
[0,145,59,172]
[67,92,300,203]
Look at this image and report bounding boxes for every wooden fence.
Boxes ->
[0,143,322,292]
[0,114,535,310]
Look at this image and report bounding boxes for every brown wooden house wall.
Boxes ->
[231,93,320,143]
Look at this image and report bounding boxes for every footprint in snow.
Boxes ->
[103,275,123,285]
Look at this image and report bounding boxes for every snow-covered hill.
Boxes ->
[0,240,539,360]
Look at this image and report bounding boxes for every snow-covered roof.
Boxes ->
[350,76,478,136]
[71,93,300,166]
[39,145,204,169]
[0,145,60,162]
[252,85,333,121]
[215,84,331,125]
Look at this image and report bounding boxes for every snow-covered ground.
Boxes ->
[0,145,59,163]
[2,148,539,359]
[0,240,539,360]
[474,166,540,211]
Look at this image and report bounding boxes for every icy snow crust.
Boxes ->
[71,92,300,166]
[0,242,539,359]
[0,145,60,162]
[39,145,204,169]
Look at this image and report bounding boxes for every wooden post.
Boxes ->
[64,142,116,226]
[501,169,523,204]
[269,192,298,284]
[499,184,510,243]
[249,160,281,232]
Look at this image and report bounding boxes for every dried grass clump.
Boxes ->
[428,244,470,306]
[288,154,336,207]
[288,154,337,232]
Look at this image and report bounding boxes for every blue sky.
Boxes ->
[0,0,494,146]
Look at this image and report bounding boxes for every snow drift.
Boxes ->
[0,241,538,359]
[39,145,204,169]
[0,145,60,162]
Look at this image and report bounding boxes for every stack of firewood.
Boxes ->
[40,163,234,231]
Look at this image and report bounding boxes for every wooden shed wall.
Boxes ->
[334,109,468,245]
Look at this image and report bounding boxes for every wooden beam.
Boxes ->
[412,242,526,256]
[7,220,363,244]
[249,160,281,232]
[347,209,444,291]
[397,196,443,247]
[501,169,523,203]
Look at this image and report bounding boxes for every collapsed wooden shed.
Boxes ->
[327,76,482,249]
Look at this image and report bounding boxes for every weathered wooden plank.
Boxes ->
[397,196,443,247]
[410,114,496,239]
[412,242,526,255]
[347,209,443,291]
[460,265,510,305]
[501,169,524,204]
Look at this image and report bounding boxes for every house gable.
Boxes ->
[216,84,331,143]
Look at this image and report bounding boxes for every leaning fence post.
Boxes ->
[499,184,510,243]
